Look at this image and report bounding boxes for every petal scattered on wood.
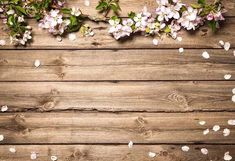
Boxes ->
[223,128,230,136]
[224,152,232,161]
[202,51,210,59]
[68,33,76,41]
[224,74,232,80]
[219,40,224,46]
[232,95,235,103]
[0,135,4,141]
[199,121,206,125]
[30,152,37,160]
[203,129,210,135]
[56,36,62,42]
[232,88,235,94]
[1,105,8,112]
[128,141,133,148]
[228,120,235,125]
[213,125,220,132]
[148,152,156,158]
[152,39,158,46]
[84,0,90,6]
[181,146,190,152]
[51,156,58,161]
[9,147,16,153]
[177,37,182,42]
[34,60,41,68]
[201,148,208,155]
[224,42,231,51]
[0,39,6,46]
[179,48,184,53]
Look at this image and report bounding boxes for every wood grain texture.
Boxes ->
[0,49,235,81]
[0,145,235,161]
[0,81,234,112]
[0,18,234,49]
[0,112,234,144]
[64,0,235,17]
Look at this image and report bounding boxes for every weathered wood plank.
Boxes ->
[0,112,234,144]
[0,18,234,49]
[0,82,234,112]
[0,49,234,81]
[0,145,235,161]
[64,0,235,17]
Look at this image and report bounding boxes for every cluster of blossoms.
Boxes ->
[38,9,71,35]
[0,6,32,45]
[108,0,226,40]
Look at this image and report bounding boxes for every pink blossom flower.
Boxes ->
[177,7,202,30]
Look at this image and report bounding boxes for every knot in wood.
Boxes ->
[168,91,189,109]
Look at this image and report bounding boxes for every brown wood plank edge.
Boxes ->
[0,145,234,161]
[0,49,234,81]
[0,112,234,144]
[0,81,234,112]
[0,18,234,49]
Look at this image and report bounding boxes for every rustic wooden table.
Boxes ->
[0,0,234,160]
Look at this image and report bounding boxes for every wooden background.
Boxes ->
[0,0,235,160]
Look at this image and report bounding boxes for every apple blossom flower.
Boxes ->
[6,9,15,15]
[178,7,202,30]
[71,7,81,17]
[18,16,25,22]
[39,10,70,35]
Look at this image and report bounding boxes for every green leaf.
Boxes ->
[191,3,202,8]
[7,15,15,26]
[198,0,206,5]
[15,5,27,15]
[128,11,136,19]
[208,21,217,32]
[164,26,171,33]
[61,8,72,14]
[96,1,108,10]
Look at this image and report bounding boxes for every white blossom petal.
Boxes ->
[0,135,4,141]
[233,50,235,56]
[202,51,210,59]
[213,125,220,132]
[148,152,156,158]
[219,40,224,46]
[56,36,62,42]
[153,39,159,46]
[201,148,208,155]
[9,147,16,153]
[34,60,41,68]
[0,39,6,46]
[232,88,235,94]
[31,152,37,160]
[223,128,230,136]
[228,120,235,125]
[51,155,58,161]
[224,74,232,80]
[224,42,230,51]
[203,129,210,135]
[68,33,76,41]
[84,0,90,6]
[128,141,133,148]
[232,95,235,103]
[224,152,232,161]
[181,146,190,152]
[1,105,8,112]
[179,48,184,53]
[177,37,182,42]
[199,121,206,125]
